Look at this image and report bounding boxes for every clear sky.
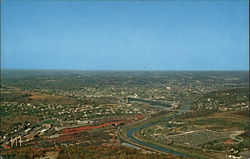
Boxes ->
[1,0,249,70]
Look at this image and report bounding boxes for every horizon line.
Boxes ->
[1,68,249,72]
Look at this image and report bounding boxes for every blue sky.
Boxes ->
[1,0,249,70]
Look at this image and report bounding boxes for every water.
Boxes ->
[125,100,192,157]
[128,98,171,108]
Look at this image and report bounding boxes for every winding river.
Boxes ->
[125,99,192,157]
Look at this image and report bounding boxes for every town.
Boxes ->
[0,70,249,159]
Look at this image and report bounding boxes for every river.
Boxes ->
[125,98,192,157]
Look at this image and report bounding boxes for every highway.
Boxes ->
[118,99,192,157]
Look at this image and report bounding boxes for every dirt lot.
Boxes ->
[28,92,76,105]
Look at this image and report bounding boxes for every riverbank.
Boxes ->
[118,98,224,159]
